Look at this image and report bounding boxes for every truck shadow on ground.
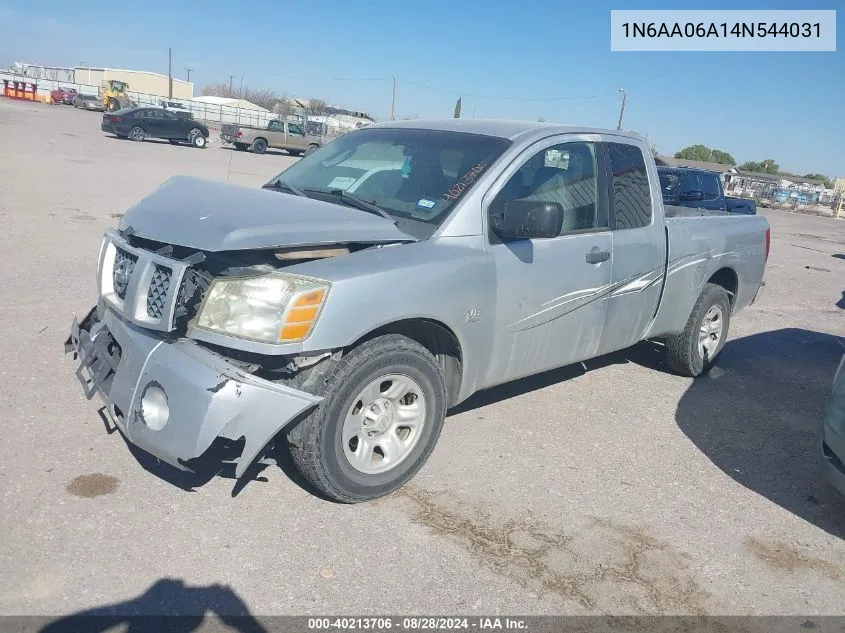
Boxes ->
[38,578,267,633]
[453,328,845,540]
[674,327,845,540]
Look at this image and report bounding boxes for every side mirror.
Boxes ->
[491,201,562,240]
[680,190,704,201]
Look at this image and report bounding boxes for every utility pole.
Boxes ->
[390,77,396,120]
[185,67,193,83]
[616,88,627,130]
[228,75,235,96]
[472,104,477,119]
[168,47,173,99]
[239,72,244,99]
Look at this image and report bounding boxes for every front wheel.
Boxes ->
[665,283,731,377]
[304,144,319,156]
[289,334,447,503]
[128,126,145,142]
[189,128,207,148]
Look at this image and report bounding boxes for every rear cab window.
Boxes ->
[605,142,652,230]
[699,172,722,200]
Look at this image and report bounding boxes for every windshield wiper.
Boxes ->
[262,179,306,197]
[303,187,397,224]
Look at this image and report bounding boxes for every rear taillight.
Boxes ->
[111,116,122,123]
[237,130,243,138]
[765,228,771,261]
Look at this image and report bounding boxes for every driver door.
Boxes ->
[482,137,613,388]
[286,122,308,151]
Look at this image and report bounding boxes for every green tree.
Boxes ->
[804,173,832,188]
[739,159,779,174]
[759,159,779,174]
[675,144,736,165]
[674,144,712,161]
[710,150,736,166]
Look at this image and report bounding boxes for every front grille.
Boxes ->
[112,247,138,299]
[147,265,173,319]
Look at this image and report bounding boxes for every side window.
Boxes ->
[268,121,283,132]
[287,123,304,135]
[680,171,701,195]
[606,142,652,230]
[490,141,603,235]
[700,173,721,200]
[134,110,148,118]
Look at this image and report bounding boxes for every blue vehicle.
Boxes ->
[658,166,756,215]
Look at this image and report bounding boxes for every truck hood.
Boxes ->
[119,176,414,251]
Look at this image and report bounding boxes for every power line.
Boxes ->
[395,78,619,102]
[239,73,617,102]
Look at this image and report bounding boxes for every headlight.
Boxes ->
[195,273,330,343]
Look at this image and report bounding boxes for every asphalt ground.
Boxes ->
[1,97,844,623]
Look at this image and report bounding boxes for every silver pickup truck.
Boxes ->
[66,120,769,503]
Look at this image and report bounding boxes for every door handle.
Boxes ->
[586,248,610,264]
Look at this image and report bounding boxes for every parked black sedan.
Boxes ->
[101,107,209,148]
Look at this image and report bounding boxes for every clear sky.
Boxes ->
[0,0,842,176]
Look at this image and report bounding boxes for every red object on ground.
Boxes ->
[3,79,39,101]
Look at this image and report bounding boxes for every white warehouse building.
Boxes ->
[74,66,194,100]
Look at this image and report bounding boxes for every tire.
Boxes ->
[289,334,447,503]
[128,126,146,142]
[234,142,248,151]
[251,138,268,154]
[665,283,731,377]
[304,144,319,156]
[189,128,207,148]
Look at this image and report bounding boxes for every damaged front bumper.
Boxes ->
[65,301,322,478]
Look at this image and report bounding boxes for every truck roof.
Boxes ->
[368,118,647,144]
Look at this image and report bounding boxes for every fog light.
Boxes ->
[140,382,169,430]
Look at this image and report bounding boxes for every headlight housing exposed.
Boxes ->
[195,273,330,344]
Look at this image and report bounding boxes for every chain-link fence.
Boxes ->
[0,71,356,139]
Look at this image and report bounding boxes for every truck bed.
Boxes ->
[647,212,769,338]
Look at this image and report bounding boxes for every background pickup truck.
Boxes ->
[658,165,757,215]
[220,119,322,156]
[50,87,77,105]
[67,120,769,504]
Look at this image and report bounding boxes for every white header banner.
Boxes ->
[611,10,836,51]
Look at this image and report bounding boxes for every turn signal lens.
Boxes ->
[279,288,328,342]
[294,289,326,307]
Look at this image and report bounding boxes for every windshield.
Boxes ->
[265,127,512,239]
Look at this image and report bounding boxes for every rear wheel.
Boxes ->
[251,138,268,154]
[305,143,319,156]
[128,126,146,142]
[189,128,206,148]
[289,334,447,503]
[665,283,731,377]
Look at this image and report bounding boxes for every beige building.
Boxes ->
[73,67,193,100]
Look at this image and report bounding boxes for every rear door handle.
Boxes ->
[586,248,610,264]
